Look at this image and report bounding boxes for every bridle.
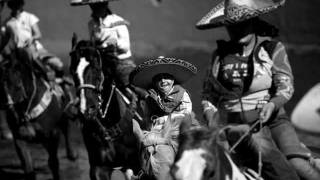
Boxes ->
[75,46,110,118]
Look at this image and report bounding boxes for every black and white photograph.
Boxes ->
[0,0,319,180]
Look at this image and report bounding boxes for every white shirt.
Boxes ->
[88,14,131,59]
[5,11,43,49]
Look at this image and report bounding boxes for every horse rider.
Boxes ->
[71,0,136,89]
[0,0,71,85]
[0,0,78,138]
[198,0,320,180]
[130,56,198,180]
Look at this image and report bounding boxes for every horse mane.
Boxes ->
[173,125,222,180]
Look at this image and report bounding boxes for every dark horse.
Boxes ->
[0,47,77,180]
[70,39,143,180]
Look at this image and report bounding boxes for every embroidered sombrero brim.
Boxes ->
[196,0,285,29]
[70,0,118,6]
[130,57,197,89]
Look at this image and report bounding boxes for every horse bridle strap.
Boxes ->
[77,84,100,92]
[24,85,53,121]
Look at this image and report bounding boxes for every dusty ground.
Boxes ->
[0,123,90,180]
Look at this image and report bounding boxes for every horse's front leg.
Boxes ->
[60,114,78,161]
[43,131,61,180]
[14,138,36,180]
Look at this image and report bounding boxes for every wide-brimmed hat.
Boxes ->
[130,57,197,89]
[196,0,285,29]
[70,0,118,6]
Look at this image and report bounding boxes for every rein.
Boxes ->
[222,118,264,178]
[77,84,99,92]
[24,70,37,120]
[78,82,142,121]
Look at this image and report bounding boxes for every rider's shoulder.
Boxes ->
[109,14,125,21]
[19,11,39,21]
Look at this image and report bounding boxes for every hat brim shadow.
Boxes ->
[131,63,196,89]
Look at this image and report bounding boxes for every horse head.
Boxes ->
[70,40,104,117]
[171,122,221,180]
[70,39,145,175]
[172,122,257,180]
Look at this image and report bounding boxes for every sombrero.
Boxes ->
[70,0,118,6]
[291,83,320,135]
[130,57,197,89]
[196,0,285,29]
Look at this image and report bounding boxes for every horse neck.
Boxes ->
[10,58,48,110]
[74,44,124,125]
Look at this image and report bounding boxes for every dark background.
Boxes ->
[0,0,320,179]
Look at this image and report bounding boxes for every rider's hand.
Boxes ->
[204,108,220,128]
[259,102,275,123]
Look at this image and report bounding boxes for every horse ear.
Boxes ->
[71,33,78,50]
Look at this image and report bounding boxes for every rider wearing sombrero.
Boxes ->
[130,56,198,180]
[199,0,320,179]
[71,0,135,88]
[1,0,70,84]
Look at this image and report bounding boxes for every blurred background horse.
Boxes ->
[0,46,77,180]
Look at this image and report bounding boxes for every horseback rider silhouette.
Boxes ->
[0,0,78,138]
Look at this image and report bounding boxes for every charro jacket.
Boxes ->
[202,36,294,112]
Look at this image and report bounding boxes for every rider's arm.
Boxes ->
[116,25,131,59]
[269,42,294,110]
[88,20,96,44]
[26,12,41,44]
[30,22,42,42]
[178,91,192,114]
[201,51,220,126]
[201,52,220,111]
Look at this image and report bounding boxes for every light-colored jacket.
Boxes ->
[88,14,131,60]
[202,36,294,113]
